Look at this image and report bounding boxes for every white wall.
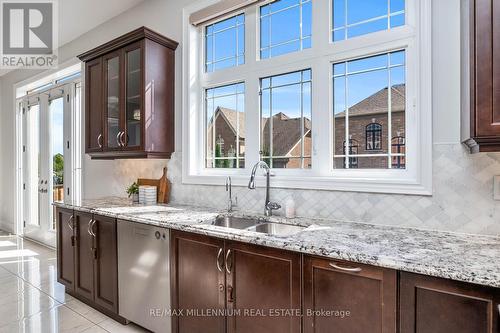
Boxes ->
[1,0,499,236]
[0,0,196,232]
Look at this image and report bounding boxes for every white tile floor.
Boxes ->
[0,230,149,333]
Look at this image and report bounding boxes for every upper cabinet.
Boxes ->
[78,27,178,159]
[462,0,500,152]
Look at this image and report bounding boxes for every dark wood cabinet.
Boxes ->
[462,0,500,152]
[78,27,178,159]
[74,211,95,302]
[171,231,226,333]
[93,214,119,313]
[85,58,103,153]
[303,256,397,333]
[399,272,500,333]
[56,208,76,290]
[56,208,123,322]
[171,231,301,333]
[226,241,301,333]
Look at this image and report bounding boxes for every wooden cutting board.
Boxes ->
[157,167,171,203]
[137,167,171,204]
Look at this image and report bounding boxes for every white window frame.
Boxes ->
[182,0,432,195]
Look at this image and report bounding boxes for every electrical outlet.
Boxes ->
[494,176,500,200]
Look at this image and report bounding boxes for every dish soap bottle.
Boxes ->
[285,197,296,219]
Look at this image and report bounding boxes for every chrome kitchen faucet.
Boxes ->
[248,161,281,216]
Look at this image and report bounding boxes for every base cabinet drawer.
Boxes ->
[399,272,500,333]
[303,256,397,333]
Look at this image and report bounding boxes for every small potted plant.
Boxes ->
[127,182,139,203]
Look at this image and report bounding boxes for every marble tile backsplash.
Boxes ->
[167,144,500,236]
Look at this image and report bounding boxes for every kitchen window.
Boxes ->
[205,82,245,168]
[332,0,405,41]
[205,14,245,72]
[260,0,312,59]
[183,0,432,194]
[333,51,406,169]
[260,69,312,169]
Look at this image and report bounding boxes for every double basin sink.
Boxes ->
[206,215,307,237]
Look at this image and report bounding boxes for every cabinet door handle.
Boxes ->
[90,220,97,237]
[116,131,123,147]
[87,219,93,236]
[120,131,127,147]
[67,215,74,230]
[329,262,362,273]
[225,249,232,274]
[216,248,224,272]
[97,134,102,148]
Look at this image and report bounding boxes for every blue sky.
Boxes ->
[50,97,64,156]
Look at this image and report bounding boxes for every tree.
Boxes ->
[53,153,64,185]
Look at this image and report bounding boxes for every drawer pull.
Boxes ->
[329,263,362,273]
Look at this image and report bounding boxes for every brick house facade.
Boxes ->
[207,84,405,170]
[334,84,406,169]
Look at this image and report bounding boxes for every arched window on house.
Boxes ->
[366,123,382,150]
[343,137,359,168]
[391,134,406,169]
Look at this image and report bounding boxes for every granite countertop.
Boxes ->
[54,198,500,289]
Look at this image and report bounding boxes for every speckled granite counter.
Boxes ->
[54,198,500,289]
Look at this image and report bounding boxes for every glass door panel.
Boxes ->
[106,56,121,148]
[24,104,40,228]
[50,97,64,230]
[126,48,141,148]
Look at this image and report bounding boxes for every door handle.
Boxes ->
[329,262,362,273]
[216,248,224,272]
[97,134,103,148]
[225,249,232,274]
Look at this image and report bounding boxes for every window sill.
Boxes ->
[182,172,432,195]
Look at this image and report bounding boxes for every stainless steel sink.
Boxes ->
[209,216,262,229]
[207,216,307,236]
[246,222,307,236]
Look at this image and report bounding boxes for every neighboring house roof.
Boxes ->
[211,108,311,157]
[261,112,311,156]
[335,84,405,118]
[216,107,246,138]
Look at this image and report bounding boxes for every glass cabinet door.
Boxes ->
[125,48,141,148]
[106,55,121,148]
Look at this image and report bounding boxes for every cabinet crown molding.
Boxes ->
[78,26,179,62]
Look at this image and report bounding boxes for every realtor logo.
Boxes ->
[1,0,58,68]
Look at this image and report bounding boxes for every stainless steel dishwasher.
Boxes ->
[117,220,171,333]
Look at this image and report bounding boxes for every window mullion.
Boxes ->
[311,58,331,176]
[245,73,260,170]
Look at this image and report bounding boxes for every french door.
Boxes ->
[20,81,81,247]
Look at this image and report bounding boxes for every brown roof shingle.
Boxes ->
[335,84,405,118]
